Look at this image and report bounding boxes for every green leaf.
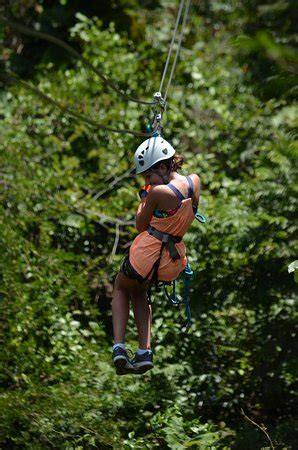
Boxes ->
[59,214,85,228]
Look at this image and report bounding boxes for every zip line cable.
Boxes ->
[163,0,191,102]
[159,0,185,95]
[155,0,191,126]
[2,71,159,137]
[0,16,156,106]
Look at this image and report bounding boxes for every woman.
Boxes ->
[112,136,200,375]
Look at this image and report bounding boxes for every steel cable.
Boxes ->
[163,0,191,102]
[159,0,185,95]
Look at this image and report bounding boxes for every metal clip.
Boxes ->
[151,92,166,136]
[153,91,166,109]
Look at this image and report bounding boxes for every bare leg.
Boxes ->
[131,290,152,349]
[112,273,130,344]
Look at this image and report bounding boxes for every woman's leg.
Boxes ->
[112,273,130,344]
[112,271,151,348]
[131,289,152,349]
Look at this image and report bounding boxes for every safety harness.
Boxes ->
[144,207,206,332]
[138,170,207,331]
[148,225,182,261]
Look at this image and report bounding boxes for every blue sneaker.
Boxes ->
[131,351,154,374]
[112,347,135,375]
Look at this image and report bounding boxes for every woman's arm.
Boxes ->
[191,174,201,207]
[136,188,158,233]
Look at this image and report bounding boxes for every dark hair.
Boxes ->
[152,153,184,172]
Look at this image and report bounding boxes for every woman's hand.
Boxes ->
[139,184,151,200]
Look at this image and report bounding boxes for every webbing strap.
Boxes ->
[167,183,185,201]
[167,176,194,201]
[147,225,181,261]
[186,175,194,198]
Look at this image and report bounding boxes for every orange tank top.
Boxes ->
[130,178,196,282]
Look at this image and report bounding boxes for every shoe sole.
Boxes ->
[113,356,135,375]
[133,361,154,374]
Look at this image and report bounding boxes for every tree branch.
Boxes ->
[109,223,120,263]
[241,409,275,449]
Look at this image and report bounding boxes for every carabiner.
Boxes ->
[195,212,206,223]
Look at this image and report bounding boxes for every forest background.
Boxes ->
[0,0,297,448]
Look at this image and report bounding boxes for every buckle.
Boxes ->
[162,234,169,243]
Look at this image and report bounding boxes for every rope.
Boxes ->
[2,71,158,137]
[0,16,157,106]
[164,0,191,102]
[159,0,185,94]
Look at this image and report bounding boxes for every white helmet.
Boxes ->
[134,136,176,174]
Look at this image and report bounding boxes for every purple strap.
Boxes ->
[167,176,194,200]
[167,183,185,201]
[186,176,194,198]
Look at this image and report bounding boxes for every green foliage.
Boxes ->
[0,0,297,448]
[288,260,298,283]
